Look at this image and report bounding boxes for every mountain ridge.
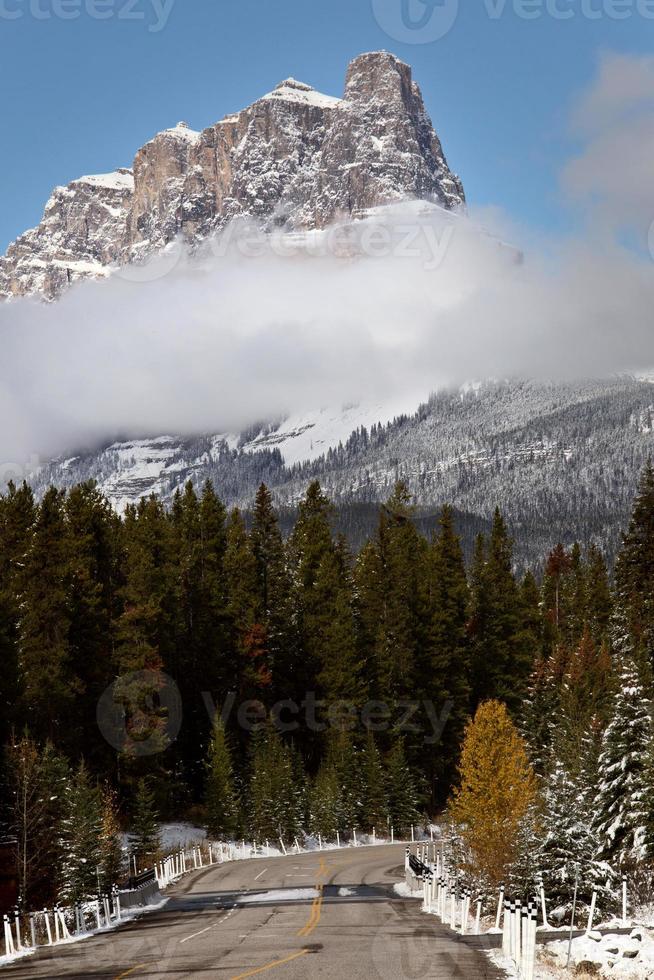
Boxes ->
[0,51,465,300]
[28,377,654,567]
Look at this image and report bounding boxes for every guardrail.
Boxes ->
[1,878,165,960]
[403,843,633,980]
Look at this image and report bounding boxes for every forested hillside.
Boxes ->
[34,377,654,569]
[2,465,654,914]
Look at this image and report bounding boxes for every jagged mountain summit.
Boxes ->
[0,51,465,300]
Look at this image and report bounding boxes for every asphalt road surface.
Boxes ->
[2,844,507,979]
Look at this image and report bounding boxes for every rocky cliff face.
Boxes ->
[0,51,465,300]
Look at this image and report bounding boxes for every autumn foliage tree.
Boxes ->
[449,700,537,889]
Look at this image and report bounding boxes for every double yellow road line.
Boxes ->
[296,855,328,938]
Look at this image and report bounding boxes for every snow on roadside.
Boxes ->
[536,927,654,978]
[235,888,319,904]
[393,882,422,899]
[159,823,207,850]
[0,898,169,968]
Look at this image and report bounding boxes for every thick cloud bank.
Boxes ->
[0,51,653,468]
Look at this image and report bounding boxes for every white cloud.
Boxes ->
[562,51,654,238]
[0,52,653,469]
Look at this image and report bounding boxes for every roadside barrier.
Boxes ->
[407,842,627,980]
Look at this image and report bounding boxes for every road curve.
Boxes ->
[1,844,507,979]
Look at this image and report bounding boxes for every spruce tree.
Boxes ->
[205,714,239,839]
[0,482,35,748]
[313,540,365,707]
[540,760,605,909]
[308,764,342,840]
[593,653,654,865]
[99,784,124,891]
[468,511,535,712]
[6,735,69,909]
[247,724,304,841]
[18,488,74,745]
[385,739,420,837]
[360,732,388,833]
[423,505,470,805]
[58,762,104,904]
[614,462,654,674]
[131,778,161,866]
[356,483,428,716]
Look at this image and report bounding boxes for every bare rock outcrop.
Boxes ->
[0,52,465,300]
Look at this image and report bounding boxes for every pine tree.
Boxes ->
[247,724,304,841]
[614,462,654,672]
[539,761,606,909]
[422,505,470,806]
[65,482,122,769]
[469,512,535,712]
[58,762,104,904]
[385,739,420,836]
[205,714,239,839]
[593,653,654,866]
[356,482,428,713]
[114,498,176,792]
[360,732,388,833]
[249,485,297,706]
[0,482,35,748]
[5,735,69,909]
[308,764,342,839]
[449,700,537,890]
[313,539,365,707]
[99,784,124,891]
[131,779,161,866]
[18,488,74,745]
[325,731,361,831]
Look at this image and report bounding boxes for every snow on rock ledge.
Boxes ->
[0,51,465,300]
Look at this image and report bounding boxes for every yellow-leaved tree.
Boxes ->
[449,699,537,889]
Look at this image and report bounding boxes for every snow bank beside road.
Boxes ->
[537,927,654,978]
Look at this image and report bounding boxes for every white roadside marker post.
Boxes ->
[501,901,510,957]
[43,909,53,945]
[586,888,597,935]
[495,882,505,930]
[622,875,628,926]
[565,869,580,971]
[539,877,549,928]
[475,895,482,936]
[3,915,15,956]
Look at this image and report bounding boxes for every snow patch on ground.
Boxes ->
[159,823,207,850]
[0,898,168,968]
[236,888,319,904]
[393,882,422,899]
[537,927,654,978]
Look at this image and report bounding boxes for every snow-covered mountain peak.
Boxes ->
[0,52,465,300]
[262,78,343,109]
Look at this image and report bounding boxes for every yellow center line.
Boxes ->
[114,965,148,980]
[229,948,310,980]
[296,856,329,937]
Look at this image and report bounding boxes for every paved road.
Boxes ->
[2,844,506,979]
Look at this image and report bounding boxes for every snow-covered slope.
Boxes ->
[30,377,654,565]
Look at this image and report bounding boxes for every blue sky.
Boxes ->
[0,0,650,252]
